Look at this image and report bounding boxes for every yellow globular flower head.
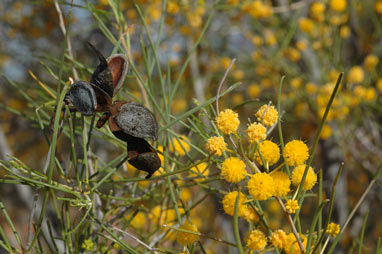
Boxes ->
[256,140,280,166]
[221,157,247,183]
[330,0,347,12]
[271,171,291,197]
[305,82,317,95]
[167,1,179,14]
[222,191,248,216]
[326,222,340,237]
[248,83,261,98]
[320,124,332,140]
[81,238,94,251]
[256,104,278,126]
[298,17,315,34]
[243,208,259,223]
[310,2,325,20]
[130,212,146,229]
[285,199,300,214]
[189,162,209,181]
[291,165,317,191]
[271,229,287,249]
[245,229,267,251]
[283,140,309,166]
[347,66,364,83]
[377,79,382,92]
[296,40,307,51]
[364,54,379,71]
[248,173,275,200]
[205,136,227,156]
[376,1,382,14]
[170,135,190,156]
[216,109,240,135]
[284,233,307,254]
[340,25,351,38]
[246,122,267,144]
[176,221,199,245]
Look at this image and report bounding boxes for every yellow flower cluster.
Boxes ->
[271,171,291,196]
[176,221,199,245]
[255,104,278,126]
[256,140,280,166]
[326,222,340,237]
[283,140,309,166]
[204,136,226,156]
[245,229,267,251]
[347,66,364,83]
[246,122,266,143]
[81,238,94,251]
[270,229,287,249]
[189,162,209,182]
[221,157,247,183]
[284,233,307,254]
[291,165,317,191]
[222,191,248,216]
[216,109,240,134]
[248,172,274,200]
[285,199,299,214]
[170,135,190,155]
[242,1,273,19]
[329,0,347,12]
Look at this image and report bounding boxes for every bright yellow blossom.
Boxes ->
[271,171,291,196]
[216,109,240,134]
[256,140,280,166]
[248,83,261,98]
[364,54,379,71]
[291,165,317,191]
[246,122,266,143]
[283,140,309,166]
[271,229,287,249]
[256,104,278,126]
[205,136,227,156]
[330,0,347,12]
[347,66,364,83]
[285,199,299,214]
[176,221,199,245]
[248,172,274,200]
[189,162,209,181]
[246,229,267,251]
[284,233,307,254]
[222,191,248,216]
[221,157,247,183]
[326,222,340,237]
[299,17,314,34]
[170,135,190,155]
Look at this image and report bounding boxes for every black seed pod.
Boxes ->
[65,81,97,116]
[114,102,158,141]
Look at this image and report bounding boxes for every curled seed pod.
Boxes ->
[114,102,158,141]
[87,42,114,98]
[107,54,128,96]
[125,133,161,179]
[64,81,97,116]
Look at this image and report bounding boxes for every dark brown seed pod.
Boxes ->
[107,54,128,96]
[87,42,114,98]
[64,81,97,116]
[113,102,158,141]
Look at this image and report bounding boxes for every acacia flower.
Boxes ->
[169,135,190,155]
[222,191,248,216]
[285,199,299,214]
[248,173,274,200]
[364,54,379,71]
[326,222,340,237]
[221,157,247,183]
[256,140,280,166]
[216,109,240,134]
[81,238,94,251]
[291,165,317,191]
[204,136,226,156]
[189,162,209,182]
[347,66,364,83]
[245,229,267,251]
[243,208,259,223]
[271,171,291,197]
[256,104,278,126]
[176,221,199,245]
[271,229,287,249]
[283,140,309,166]
[284,233,307,254]
[246,122,266,143]
[329,0,347,12]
